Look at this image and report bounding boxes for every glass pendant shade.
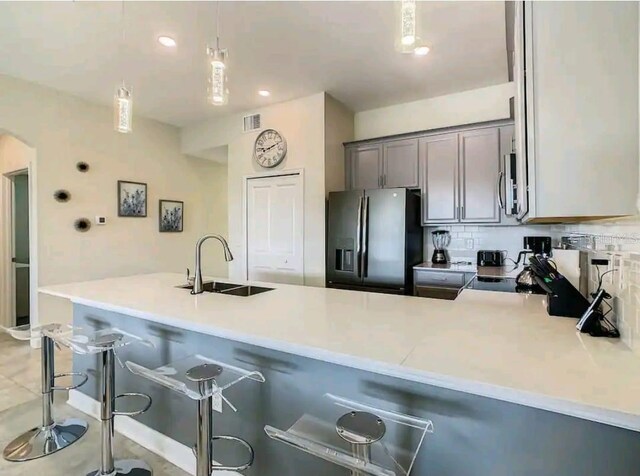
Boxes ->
[207,46,228,106]
[400,0,417,47]
[114,84,133,133]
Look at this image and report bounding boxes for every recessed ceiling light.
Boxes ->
[158,36,177,48]
[414,46,430,56]
[258,90,271,97]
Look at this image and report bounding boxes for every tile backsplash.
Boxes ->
[424,225,560,264]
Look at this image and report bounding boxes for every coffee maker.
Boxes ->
[431,230,451,264]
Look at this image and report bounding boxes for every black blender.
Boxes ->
[431,230,451,264]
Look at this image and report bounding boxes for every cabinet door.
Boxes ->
[419,134,459,224]
[383,138,419,188]
[459,128,500,223]
[349,144,382,190]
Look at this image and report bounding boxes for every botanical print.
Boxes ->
[159,200,183,232]
[118,181,147,217]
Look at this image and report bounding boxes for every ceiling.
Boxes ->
[0,1,508,127]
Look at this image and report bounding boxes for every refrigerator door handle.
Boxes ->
[362,195,370,278]
[355,196,363,278]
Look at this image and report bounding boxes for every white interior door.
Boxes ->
[246,173,304,284]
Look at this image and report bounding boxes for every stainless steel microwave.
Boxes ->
[499,152,518,217]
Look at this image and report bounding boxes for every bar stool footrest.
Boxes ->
[210,435,255,472]
[52,372,89,391]
[113,393,152,417]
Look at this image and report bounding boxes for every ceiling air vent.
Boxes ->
[242,114,261,133]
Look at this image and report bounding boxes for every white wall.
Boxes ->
[354,82,514,140]
[182,93,329,287]
[0,74,228,325]
[228,94,326,286]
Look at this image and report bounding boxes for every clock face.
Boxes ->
[254,129,287,168]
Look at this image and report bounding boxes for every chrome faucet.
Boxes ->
[192,234,234,294]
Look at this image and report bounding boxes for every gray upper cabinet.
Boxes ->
[345,121,509,225]
[347,144,382,190]
[420,134,459,224]
[383,138,419,189]
[459,128,500,223]
[514,1,638,221]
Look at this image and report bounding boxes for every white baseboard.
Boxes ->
[68,390,238,476]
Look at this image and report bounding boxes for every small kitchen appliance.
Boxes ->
[431,230,451,264]
[523,236,552,256]
[477,250,507,267]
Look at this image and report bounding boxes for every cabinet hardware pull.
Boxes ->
[497,171,505,210]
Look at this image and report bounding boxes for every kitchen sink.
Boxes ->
[178,281,243,293]
[179,281,274,297]
[218,285,273,297]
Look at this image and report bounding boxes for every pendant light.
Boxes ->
[207,1,228,106]
[397,0,430,56]
[114,0,133,133]
[400,0,417,47]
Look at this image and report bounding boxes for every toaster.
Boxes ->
[477,250,507,267]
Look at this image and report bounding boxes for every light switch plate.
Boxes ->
[465,239,474,250]
[95,216,106,225]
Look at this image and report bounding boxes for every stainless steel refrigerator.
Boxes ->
[326,188,423,294]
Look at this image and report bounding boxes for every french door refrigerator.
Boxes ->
[326,188,423,294]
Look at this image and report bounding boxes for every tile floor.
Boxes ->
[0,332,188,475]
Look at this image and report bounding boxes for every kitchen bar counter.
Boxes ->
[40,273,640,432]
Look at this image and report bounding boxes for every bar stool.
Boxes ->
[265,393,434,476]
[1,323,89,462]
[126,354,265,476]
[46,326,154,476]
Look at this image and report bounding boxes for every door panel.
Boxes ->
[13,174,29,324]
[247,174,304,284]
[420,134,459,224]
[459,128,500,223]
[383,139,419,188]
[362,188,406,288]
[326,190,364,286]
[350,145,382,190]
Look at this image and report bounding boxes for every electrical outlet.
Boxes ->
[465,239,474,250]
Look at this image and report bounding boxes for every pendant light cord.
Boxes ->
[215,1,220,50]
[120,0,125,86]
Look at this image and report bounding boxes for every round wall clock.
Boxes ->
[254,129,287,168]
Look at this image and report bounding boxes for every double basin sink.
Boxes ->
[180,281,274,297]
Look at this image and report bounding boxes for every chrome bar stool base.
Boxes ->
[3,418,88,462]
[1,323,89,463]
[86,459,152,476]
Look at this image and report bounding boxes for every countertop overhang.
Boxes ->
[40,273,640,432]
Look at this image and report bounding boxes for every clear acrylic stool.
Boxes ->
[126,354,265,476]
[265,393,434,476]
[1,323,89,462]
[45,326,154,476]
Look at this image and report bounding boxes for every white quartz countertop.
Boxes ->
[40,273,640,432]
